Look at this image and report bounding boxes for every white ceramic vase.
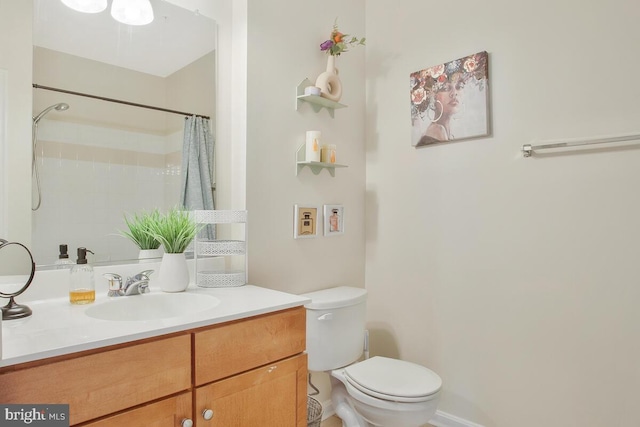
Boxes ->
[158,253,190,293]
[138,248,162,263]
[315,55,342,102]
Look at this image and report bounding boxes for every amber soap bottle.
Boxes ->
[69,247,95,305]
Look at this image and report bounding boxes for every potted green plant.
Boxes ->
[147,207,202,292]
[120,210,163,261]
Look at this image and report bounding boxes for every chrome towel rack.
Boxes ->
[522,132,640,158]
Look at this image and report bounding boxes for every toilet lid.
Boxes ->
[343,356,442,402]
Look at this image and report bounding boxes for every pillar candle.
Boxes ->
[305,131,321,162]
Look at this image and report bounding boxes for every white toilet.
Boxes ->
[302,286,442,427]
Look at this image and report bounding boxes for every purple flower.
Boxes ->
[320,40,334,51]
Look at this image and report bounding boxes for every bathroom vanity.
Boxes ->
[0,285,309,426]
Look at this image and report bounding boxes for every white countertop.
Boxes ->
[1,285,310,367]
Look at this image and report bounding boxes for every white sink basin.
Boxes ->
[85,293,220,321]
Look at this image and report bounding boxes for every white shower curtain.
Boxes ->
[180,115,215,239]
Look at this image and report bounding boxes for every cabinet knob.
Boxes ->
[202,409,214,420]
[181,418,193,427]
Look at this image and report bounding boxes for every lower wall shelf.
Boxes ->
[296,161,347,177]
[295,144,347,177]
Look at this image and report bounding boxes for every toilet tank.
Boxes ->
[301,286,367,371]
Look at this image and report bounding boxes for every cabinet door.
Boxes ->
[194,307,306,385]
[82,392,192,427]
[195,354,308,427]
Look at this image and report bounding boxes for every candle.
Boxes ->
[305,131,321,162]
[321,144,336,163]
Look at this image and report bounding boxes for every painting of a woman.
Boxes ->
[410,51,489,147]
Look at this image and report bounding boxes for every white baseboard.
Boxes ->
[321,399,335,421]
[430,410,485,427]
[320,401,482,427]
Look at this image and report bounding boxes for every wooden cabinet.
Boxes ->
[0,335,191,425]
[193,308,307,427]
[83,392,192,427]
[195,354,307,427]
[194,306,306,385]
[0,306,307,427]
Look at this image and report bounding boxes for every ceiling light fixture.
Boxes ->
[110,0,154,26]
[60,0,154,26]
[60,0,107,14]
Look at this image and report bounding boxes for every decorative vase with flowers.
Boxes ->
[316,19,366,102]
[147,207,202,293]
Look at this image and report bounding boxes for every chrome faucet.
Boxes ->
[103,270,154,296]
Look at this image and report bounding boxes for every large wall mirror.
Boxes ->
[31,0,217,267]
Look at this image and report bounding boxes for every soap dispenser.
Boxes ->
[69,247,95,305]
[55,244,75,268]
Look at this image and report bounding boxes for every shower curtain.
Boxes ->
[180,115,215,239]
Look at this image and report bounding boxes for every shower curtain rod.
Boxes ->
[32,84,210,120]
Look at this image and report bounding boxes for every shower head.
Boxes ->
[33,103,70,124]
[31,102,69,211]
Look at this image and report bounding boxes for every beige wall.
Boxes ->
[166,51,216,134]
[245,0,366,295]
[0,69,6,237]
[1,0,32,244]
[366,0,640,425]
[244,0,366,407]
[33,47,215,135]
[247,0,365,293]
[8,0,640,425]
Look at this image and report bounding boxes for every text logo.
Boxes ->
[0,405,68,426]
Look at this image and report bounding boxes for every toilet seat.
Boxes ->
[343,356,442,403]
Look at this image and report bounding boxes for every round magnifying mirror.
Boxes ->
[0,239,36,320]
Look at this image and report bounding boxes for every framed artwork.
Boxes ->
[410,51,490,147]
[293,205,319,239]
[323,204,344,236]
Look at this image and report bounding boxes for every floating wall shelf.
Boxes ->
[296,144,347,177]
[295,78,346,118]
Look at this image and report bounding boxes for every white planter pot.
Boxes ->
[158,253,190,293]
[138,248,163,263]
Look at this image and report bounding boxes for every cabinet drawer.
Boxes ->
[0,335,191,425]
[194,307,306,385]
[83,392,192,427]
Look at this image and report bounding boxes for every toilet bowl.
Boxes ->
[331,356,441,427]
[301,286,442,427]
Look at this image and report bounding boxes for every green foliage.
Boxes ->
[120,210,162,250]
[147,207,202,254]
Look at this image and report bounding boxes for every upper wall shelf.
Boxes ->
[295,78,346,118]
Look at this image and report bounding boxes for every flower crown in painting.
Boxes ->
[320,19,366,56]
[410,51,488,122]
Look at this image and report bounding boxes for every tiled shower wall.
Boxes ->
[31,119,183,265]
